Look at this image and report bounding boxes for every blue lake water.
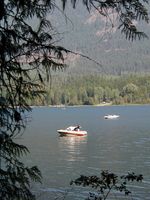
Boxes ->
[22,105,150,199]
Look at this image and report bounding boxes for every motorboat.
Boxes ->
[104,114,119,119]
[57,125,87,136]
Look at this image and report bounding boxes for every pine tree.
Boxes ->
[65,0,149,40]
[0,0,149,199]
[0,0,67,199]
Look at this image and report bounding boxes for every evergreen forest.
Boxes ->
[1,0,150,199]
[30,73,150,106]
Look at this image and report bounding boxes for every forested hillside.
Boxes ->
[50,2,150,75]
[30,74,150,106]
[29,2,150,106]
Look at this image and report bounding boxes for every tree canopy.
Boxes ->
[0,0,149,199]
[71,171,143,200]
[63,0,149,40]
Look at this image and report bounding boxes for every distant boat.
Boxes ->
[104,114,120,119]
[57,125,87,136]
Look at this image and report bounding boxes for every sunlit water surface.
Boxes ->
[21,105,150,200]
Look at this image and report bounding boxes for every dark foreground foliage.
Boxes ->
[71,171,143,200]
[0,0,149,199]
[64,0,149,40]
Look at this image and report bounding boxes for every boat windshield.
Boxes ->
[66,126,81,131]
[66,126,76,131]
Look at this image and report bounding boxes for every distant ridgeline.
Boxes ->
[29,73,150,106]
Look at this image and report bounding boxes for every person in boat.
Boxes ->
[74,125,80,131]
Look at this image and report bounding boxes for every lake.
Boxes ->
[22,105,150,200]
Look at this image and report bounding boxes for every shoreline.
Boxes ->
[30,103,150,108]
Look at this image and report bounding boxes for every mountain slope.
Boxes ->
[51,2,150,75]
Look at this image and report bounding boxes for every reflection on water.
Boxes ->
[23,106,150,200]
[58,136,87,162]
[59,135,87,141]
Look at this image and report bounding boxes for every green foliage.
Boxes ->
[0,131,42,200]
[0,0,67,199]
[0,0,149,199]
[39,74,150,106]
[71,171,143,200]
[63,0,149,40]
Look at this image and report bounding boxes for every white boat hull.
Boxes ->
[104,115,119,119]
[57,129,87,136]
